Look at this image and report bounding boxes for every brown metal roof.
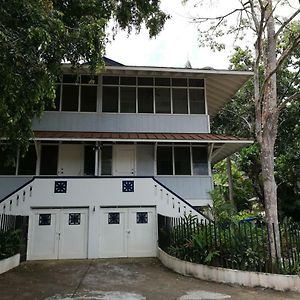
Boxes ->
[34,131,251,143]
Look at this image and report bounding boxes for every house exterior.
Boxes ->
[0,58,252,260]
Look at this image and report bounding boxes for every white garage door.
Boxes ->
[28,208,88,260]
[99,207,157,258]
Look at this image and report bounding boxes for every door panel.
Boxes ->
[29,208,88,260]
[99,209,127,258]
[113,145,135,176]
[58,144,83,175]
[99,207,157,258]
[128,207,157,257]
[59,209,88,259]
[29,209,59,260]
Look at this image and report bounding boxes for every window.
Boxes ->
[190,89,205,114]
[156,147,173,175]
[80,86,97,112]
[138,88,153,113]
[155,88,171,113]
[18,145,37,175]
[108,212,120,224]
[192,148,208,175]
[102,86,118,112]
[172,89,188,114]
[49,74,98,112]
[136,212,148,224]
[40,145,58,175]
[84,145,95,175]
[39,214,51,226]
[101,146,112,175]
[0,147,16,175]
[102,76,205,115]
[69,213,81,225]
[157,146,208,175]
[174,147,191,175]
[120,87,136,113]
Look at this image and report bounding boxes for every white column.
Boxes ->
[95,141,99,176]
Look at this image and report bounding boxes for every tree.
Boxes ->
[188,0,300,259]
[0,0,168,152]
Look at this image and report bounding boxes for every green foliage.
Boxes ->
[213,159,257,212]
[165,216,300,274]
[0,0,168,153]
[0,229,22,260]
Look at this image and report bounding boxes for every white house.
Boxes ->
[0,58,252,260]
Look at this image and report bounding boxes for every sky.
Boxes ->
[105,0,299,69]
[105,0,246,69]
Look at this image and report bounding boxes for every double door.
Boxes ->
[99,207,157,258]
[28,208,88,260]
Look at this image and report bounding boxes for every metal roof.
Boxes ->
[34,131,252,164]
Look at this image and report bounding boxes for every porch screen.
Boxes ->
[192,148,208,175]
[0,147,15,175]
[156,147,172,175]
[40,145,58,175]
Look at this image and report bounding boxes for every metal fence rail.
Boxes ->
[0,214,29,262]
[158,214,300,275]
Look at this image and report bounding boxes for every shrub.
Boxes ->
[0,229,22,260]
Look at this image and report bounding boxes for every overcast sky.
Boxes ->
[105,0,299,69]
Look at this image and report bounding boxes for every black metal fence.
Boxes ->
[0,214,29,261]
[158,214,300,275]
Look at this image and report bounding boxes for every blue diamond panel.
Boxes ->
[108,212,120,224]
[122,180,134,192]
[69,213,81,225]
[136,212,148,224]
[54,181,67,193]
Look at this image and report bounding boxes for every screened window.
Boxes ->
[101,76,205,115]
[138,88,153,113]
[40,145,58,175]
[18,145,37,175]
[192,148,208,175]
[174,147,191,175]
[101,146,112,175]
[102,86,118,112]
[120,87,136,113]
[0,147,15,175]
[155,88,171,113]
[156,147,173,175]
[84,145,95,175]
[190,89,205,114]
[173,89,188,114]
[61,85,79,111]
[49,74,98,112]
[157,146,208,176]
[80,86,97,112]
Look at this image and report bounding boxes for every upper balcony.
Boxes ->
[33,74,210,134]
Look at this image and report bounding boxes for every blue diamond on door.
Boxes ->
[122,180,134,192]
[54,181,67,193]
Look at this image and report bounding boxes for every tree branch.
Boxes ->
[260,33,300,105]
[275,8,300,39]
[278,90,300,111]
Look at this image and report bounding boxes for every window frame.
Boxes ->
[156,144,208,176]
[49,74,99,113]
[101,75,206,115]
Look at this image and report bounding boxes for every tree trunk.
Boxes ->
[260,125,281,261]
[226,156,235,210]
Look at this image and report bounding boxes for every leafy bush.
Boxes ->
[0,229,22,260]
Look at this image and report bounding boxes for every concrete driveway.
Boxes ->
[0,258,299,300]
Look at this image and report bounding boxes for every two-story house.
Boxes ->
[0,58,252,260]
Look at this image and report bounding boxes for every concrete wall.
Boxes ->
[0,177,205,259]
[32,112,209,133]
[0,254,20,275]
[158,248,300,293]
